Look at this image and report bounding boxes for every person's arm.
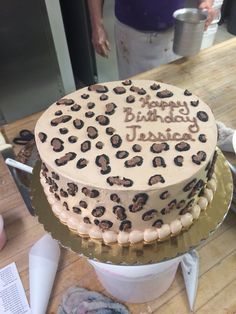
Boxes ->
[87,0,110,58]
[198,0,216,29]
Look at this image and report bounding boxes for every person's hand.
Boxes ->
[198,0,216,30]
[91,24,110,58]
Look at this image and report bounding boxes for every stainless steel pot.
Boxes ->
[173,8,208,57]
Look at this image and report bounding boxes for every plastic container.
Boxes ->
[213,0,223,7]
[201,2,221,50]
[201,23,219,49]
[89,255,183,303]
[173,8,208,56]
[212,5,221,23]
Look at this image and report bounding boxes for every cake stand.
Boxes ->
[31,148,233,265]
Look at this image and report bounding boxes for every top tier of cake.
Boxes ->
[35,80,217,191]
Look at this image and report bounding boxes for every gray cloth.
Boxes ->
[217,121,235,153]
[57,286,131,314]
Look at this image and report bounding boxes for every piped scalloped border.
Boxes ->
[44,175,217,246]
[31,148,233,264]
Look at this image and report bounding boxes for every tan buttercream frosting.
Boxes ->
[35,80,218,245]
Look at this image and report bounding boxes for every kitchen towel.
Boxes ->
[57,286,131,314]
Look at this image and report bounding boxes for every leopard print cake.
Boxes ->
[35,80,218,245]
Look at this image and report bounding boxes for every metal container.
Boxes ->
[173,8,208,57]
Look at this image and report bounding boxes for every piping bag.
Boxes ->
[181,250,199,312]
[29,234,60,314]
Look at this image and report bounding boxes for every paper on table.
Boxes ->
[181,250,199,312]
[0,262,31,314]
[29,234,60,314]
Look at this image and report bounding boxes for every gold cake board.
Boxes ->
[31,149,233,265]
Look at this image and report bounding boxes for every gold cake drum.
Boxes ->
[31,149,233,265]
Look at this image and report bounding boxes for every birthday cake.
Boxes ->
[35,80,218,245]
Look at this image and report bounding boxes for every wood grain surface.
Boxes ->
[1,38,236,314]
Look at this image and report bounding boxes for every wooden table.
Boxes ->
[1,38,236,314]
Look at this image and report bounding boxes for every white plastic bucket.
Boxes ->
[201,2,221,50]
[201,23,219,49]
[89,255,183,303]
